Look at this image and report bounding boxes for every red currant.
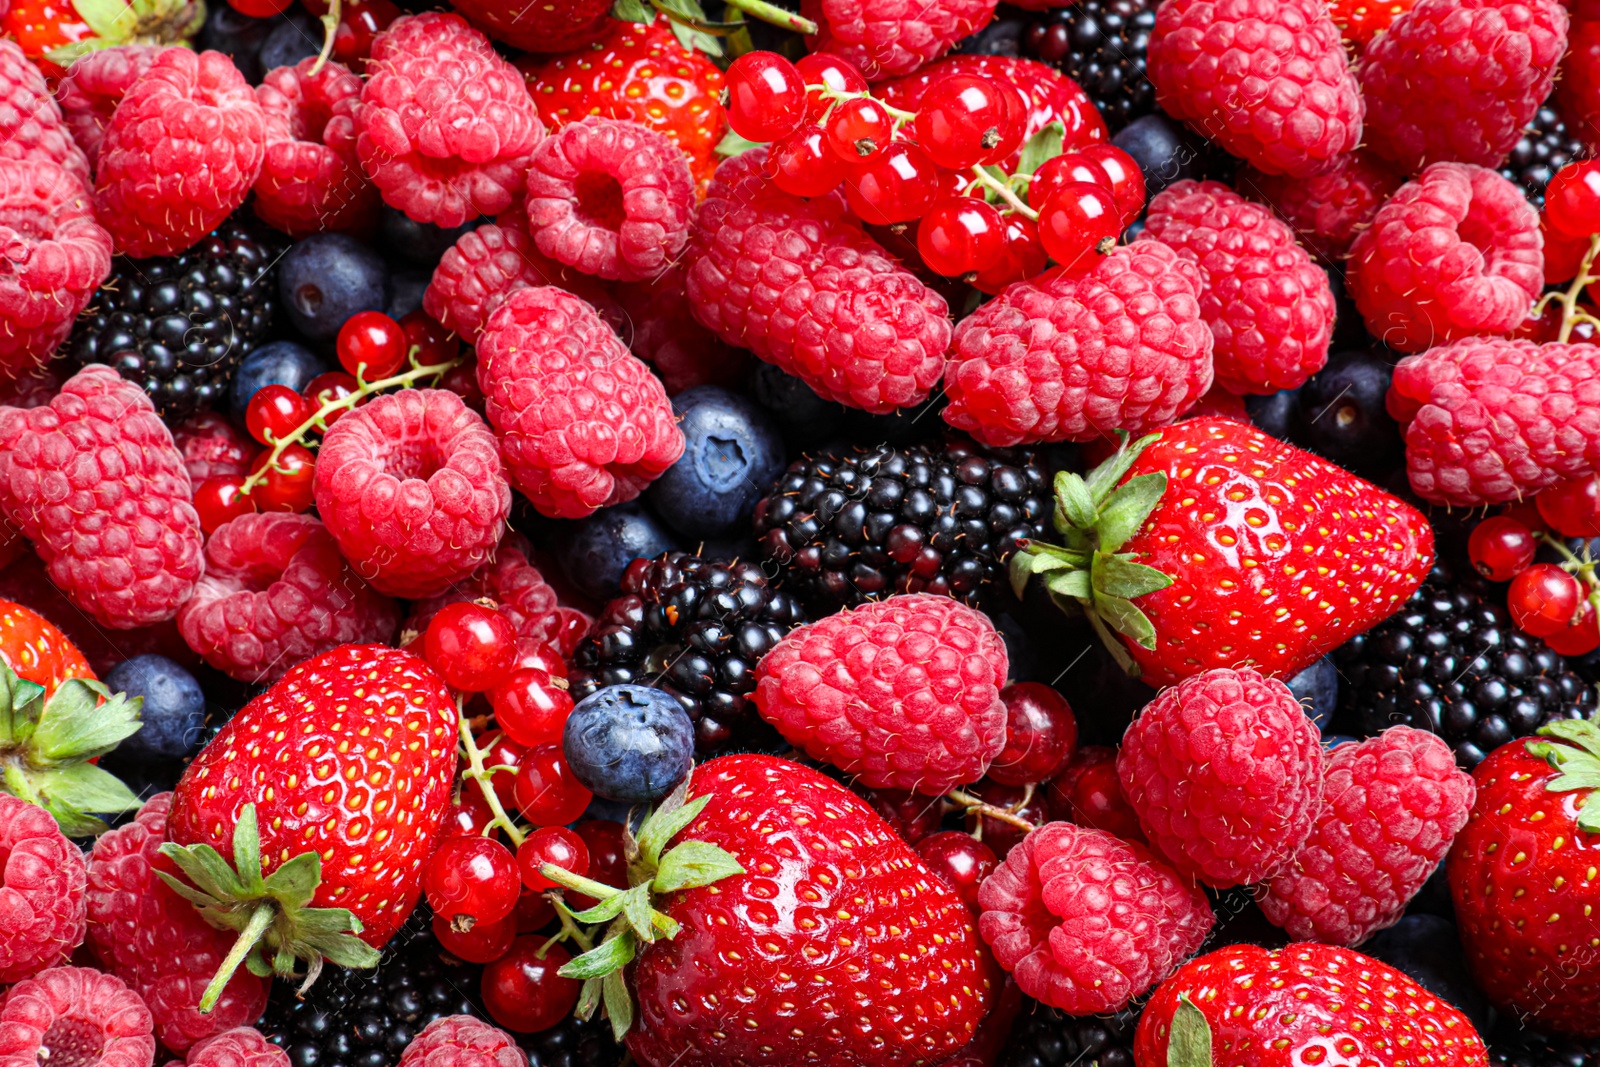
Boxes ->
[516,826,590,892]
[1507,563,1583,637]
[859,787,941,845]
[193,475,256,535]
[437,361,484,411]
[489,668,573,748]
[844,142,939,225]
[972,215,1049,295]
[244,385,310,446]
[440,786,498,841]
[824,96,895,162]
[724,51,807,143]
[401,308,459,365]
[1045,746,1145,843]
[1503,500,1548,534]
[1467,515,1538,582]
[1078,144,1145,223]
[1545,160,1600,240]
[514,889,555,932]
[302,371,360,428]
[510,640,568,679]
[987,682,1078,787]
[767,125,851,197]
[249,444,315,513]
[511,744,593,827]
[795,52,867,121]
[1546,597,1600,656]
[916,197,1007,276]
[308,0,399,69]
[431,911,513,963]
[227,0,292,15]
[931,167,972,199]
[1536,475,1600,538]
[1037,181,1121,271]
[569,819,628,909]
[423,836,521,927]
[481,937,580,1034]
[914,831,996,911]
[1029,152,1103,209]
[425,602,517,692]
[337,310,407,380]
[913,74,1014,170]
[1543,213,1590,284]
[961,779,1047,860]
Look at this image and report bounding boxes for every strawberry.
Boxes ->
[450,0,609,53]
[160,643,459,1007]
[1009,417,1434,686]
[1328,0,1418,47]
[1447,719,1600,1038]
[0,597,94,697]
[1134,942,1490,1066]
[1,0,201,78]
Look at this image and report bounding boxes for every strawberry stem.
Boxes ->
[199,903,274,1013]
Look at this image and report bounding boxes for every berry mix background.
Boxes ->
[0,0,1598,1064]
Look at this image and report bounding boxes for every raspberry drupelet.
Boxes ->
[0,37,90,185]
[254,58,377,238]
[0,792,87,984]
[801,0,999,80]
[54,46,166,168]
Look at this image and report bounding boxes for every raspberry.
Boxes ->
[1347,163,1541,354]
[397,1016,524,1067]
[177,512,400,682]
[55,47,166,169]
[1386,337,1600,506]
[0,38,89,185]
[94,49,266,259]
[1238,150,1405,262]
[0,363,60,408]
[1258,727,1475,945]
[524,117,695,283]
[404,532,590,655]
[313,388,511,599]
[684,150,951,414]
[1137,180,1335,395]
[171,412,256,485]
[976,822,1212,1015]
[1115,667,1324,888]
[1148,0,1363,177]
[476,286,684,519]
[85,796,268,1053]
[1360,0,1568,174]
[184,1031,286,1067]
[614,269,748,395]
[253,58,377,238]
[422,222,612,339]
[0,794,87,984]
[941,240,1213,447]
[0,159,112,379]
[0,968,155,1067]
[356,13,544,227]
[0,366,203,629]
[800,0,999,80]
[754,594,1009,795]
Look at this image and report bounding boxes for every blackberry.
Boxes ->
[1489,1021,1600,1067]
[1500,105,1589,209]
[67,218,281,423]
[752,438,1050,615]
[523,1014,623,1067]
[569,552,807,754]
[1021,0,1158,131]
[1000,1001,1139,1067]
[1333,566,1596,768]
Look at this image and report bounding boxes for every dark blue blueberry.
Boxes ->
[257,13,322,76]
[553,503,679,602]
[229,340,329,424]
[105,655,207,760]
[750,363,848,449]
[379,206,479,267]
[647,387,786,539]
[1298,348,1402,475]
[387,270,430,322]
[563,684,695,803]
[1286,655,1338,732]
[1244,388,1300,441]
[1362,916,1493,1033]
[197,3,281,84]
[278,234,391,341]
[1112,114,1210,197]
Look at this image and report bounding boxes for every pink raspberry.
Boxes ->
[1360,0,1568,174]
[254,58,377,238]
[1137,180,1335,395]
[398,1017,524,1067]
[177,512,400,682]
[171,411,256,485]
[1347,163,1541,354]
[0,159,112,379]
[0,793,87,984]
[684,150,951,414]
[0,363,60,408]
[524,116,695,283]
[357,13,545,227]
[941,240,1213,446]
[976,822,1212,1015]
[405,532,590,655]
[55,46,166,169]
[184,1031,286,1067]
[1148,0,1363,177]
[422,223,611,339]
[614,268,748,395]
[313,388,511,599]
[1259,727,1474,945]
[1238,150,1404,262]
[0,366,203,629]
[754,593,1009,795]
[85,795,267,1053]
[801,0,999,80]
[0,967,155,1067]
[1116,667,1325,888]
[0,38,89,186]
[1386,337,1600,505]
[476,286,684,518]
[94,49,266,258]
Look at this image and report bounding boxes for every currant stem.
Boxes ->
[309,0,340,76]
[538,899,596,959]
[720,0,817,34]
[1552,232,1600,344]
[456,705,527,849]
[946,788,1040,833]
[199,903,275,1013]
[968,165,1037,220]
[538,862,625,903]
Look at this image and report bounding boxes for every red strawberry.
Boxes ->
[160,644,459,1006]
[1328,0,1418,47]
[449,0,609,53]
[1,0,201,78]
[0,597,94,696]
[1010,417,1435,686]
[1447,720,1600,1038]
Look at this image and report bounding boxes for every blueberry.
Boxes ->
[1298,348,1402,475]
[197,3,280,84]
[750,363,847,449]
[229,340,330,423]
[1286,655,1338,732]
[379,206,479,267]
[278,233,390,341]
[563,684,694,803]
[647,387,786,539]
[1244,388,1300,441]
[1363,916,1493,1033]
[257,13,322,75]
[1112,114,1210,197]
[104,655,206,760]
[387,270,430,322]
[553,503,678,602]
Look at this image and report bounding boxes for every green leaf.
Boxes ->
[44,802,110,838]
[31,681,143,762]
[261,852,321,909]
[1096,593,1158,650]
[233,804,265,895]
[560,930,638,981]
[1085,432,1163,503]
[311,932,381,970]
[1167,996,1213,1067]
[1536,718,1600,759]
[160,842,247,902]
[71,0,133,39]
[569,892,631,926]
[715,129,766,157]
[1045,569,1093,602]
[35,761,142,822]
[1092,554,1173,601]
[622,885,661,942]
[610,0,652,20]
[603,971,635,1042]
[670,19,723,56]
[575,977,602,1022]
[1576,793,1600,835]
[1096,472,1168,553]
[1009,548,1037,599]
[155,870,223,911]
[653,840,744,894]
[1086,612,1143,676]
[636,793,708,871]
[1016,121,1065,180]
[1054,472,1098,531]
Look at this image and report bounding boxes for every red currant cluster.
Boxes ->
[1531,159,1600,341]
[722,50,1145,290]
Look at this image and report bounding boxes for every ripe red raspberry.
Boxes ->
[94,49,266,258]
[801,0,997,80]
[0,967,155,1067]
[0,363,60,409]
[172,411,256,485]
[0,159,112,379]
[977,822,1212,1015]
[1148,0,1363,177]
[422,223,555,339]
[55,46,166,169]
[941,240,1213,446]
[1259,727,1474,945]
[254,58,377,238]
[313,388,511,598]
[524,117,695,283]
[405,532,590,656]
[1386,337,1600,505]
[357,13,544,227]
[1137,180,1335,395]
[1239,150,1404,262]
[0,793,87,984]
[614,269,748,395]
[476,286,683,518]
[185,1030,287,1067]
[754,594,1009,795]
[1347,163,1541,354]
[86,795,268,1053]
[685,150,951,414]
[1116,667,1325,888]
[398,1016,524,1067]
[177,512,401,682]
[0,38,89,186]
[1360,0,1568,174]
[0,366,203,629]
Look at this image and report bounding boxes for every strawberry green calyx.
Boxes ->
[0,662,144,836]
[1008,432,1174,675]
[1164,996,1213,1067]
[42,0,205,66]
[1525,718,1600,833]
[157,803,380,1013]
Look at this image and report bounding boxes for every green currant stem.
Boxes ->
[1533,232,1600,343]
[456,705,527,849]
[538,898,597,959]
[968,165,1036,220]
[808,85,919,124]
[946,788,1039,833]
[309,0,340,76]
[719,0,817,34]
[1539,532,1600,604]
[538,862,626,902]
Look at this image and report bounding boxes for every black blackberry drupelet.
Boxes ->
[1021,0,1158,131]
[1500,105,1590,209]
[1489,1021,1600,1067]
[752,438,1050,615]
[68,218,281,423]
[1333,566,1596,768]
[569,552,807,754]
[523,1015,623,1067]
[1000,1001,1139,1067]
